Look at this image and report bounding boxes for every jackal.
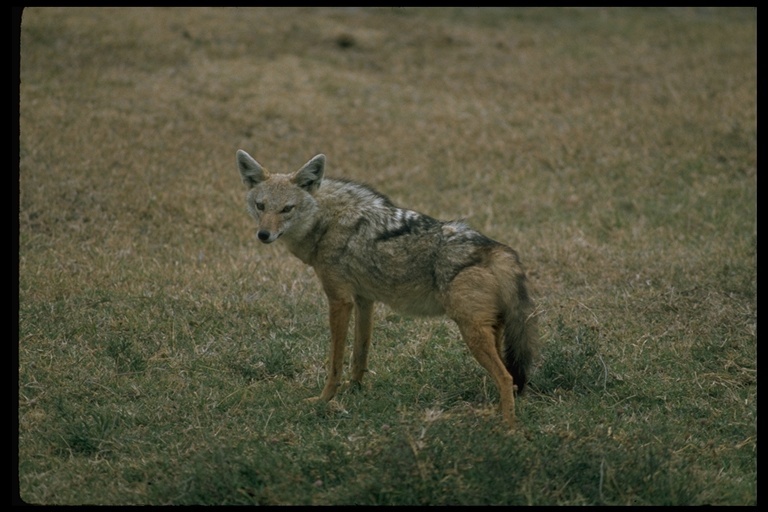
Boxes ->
[236,150,538,427]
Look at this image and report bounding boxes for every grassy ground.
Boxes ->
[17,7,755,505]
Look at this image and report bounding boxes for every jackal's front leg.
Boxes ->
[350,296,374,385]
[311,298,353,402]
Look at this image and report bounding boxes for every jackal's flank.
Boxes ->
[237,150,538,427]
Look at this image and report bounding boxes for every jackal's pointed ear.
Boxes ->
[292,154,325,193]
[237,150,269,188]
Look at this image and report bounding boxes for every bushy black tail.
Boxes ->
[501,273,538,394]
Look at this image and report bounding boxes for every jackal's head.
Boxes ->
[236,150,324,244]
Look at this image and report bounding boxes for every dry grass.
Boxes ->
[18,7,755,505]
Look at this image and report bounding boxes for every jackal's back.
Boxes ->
[305,178,516,315]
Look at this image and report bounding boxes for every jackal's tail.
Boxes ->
[499,268,539,394]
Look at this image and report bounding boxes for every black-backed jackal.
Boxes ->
[237,150,538,427]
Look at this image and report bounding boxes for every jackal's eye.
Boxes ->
[281,205,294,214]
[255,202,265,211]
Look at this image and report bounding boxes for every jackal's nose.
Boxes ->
[257,230,271,242]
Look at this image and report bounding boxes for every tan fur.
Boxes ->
[237,150,538,427]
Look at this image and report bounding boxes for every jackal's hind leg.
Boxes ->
[457,321,517,428]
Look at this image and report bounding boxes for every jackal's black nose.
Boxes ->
[257,230,271,242]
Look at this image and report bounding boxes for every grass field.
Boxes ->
[17,7,755,505]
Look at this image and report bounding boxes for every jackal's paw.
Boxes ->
[302,396,348,415]
[344,379,364,393]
